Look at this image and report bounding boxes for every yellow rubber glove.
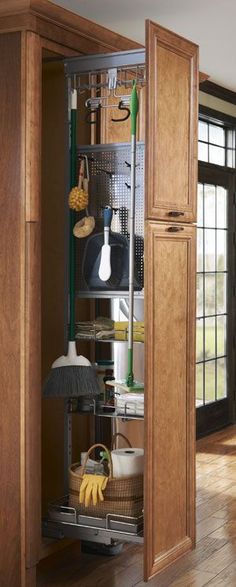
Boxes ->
[79,474,108,507]
[79,475,93,507]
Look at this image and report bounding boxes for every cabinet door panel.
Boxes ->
[146,20,198,222]
[144,222,196,580]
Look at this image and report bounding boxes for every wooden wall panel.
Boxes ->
[25,222,42,568]
[100,85,145,144]
[41,60,71,512]
[22,31,42,571]
[144,222,196,579]
[146,20,198,222]
[41,61,92,514]
[0,32,22,587]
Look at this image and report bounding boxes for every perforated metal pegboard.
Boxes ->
[76,142,144,297]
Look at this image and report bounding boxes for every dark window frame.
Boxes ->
[199,105,236,169]
[197,105,236,437]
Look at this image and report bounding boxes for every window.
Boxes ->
[196,107,236,435]
[198,119,236,168]
[196,182,228,406]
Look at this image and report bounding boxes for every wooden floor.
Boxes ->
[37,425,236,586]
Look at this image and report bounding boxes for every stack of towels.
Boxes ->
[76,318,144,342]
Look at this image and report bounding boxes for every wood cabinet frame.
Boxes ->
[0,3,198,586]
[0,3,142,586]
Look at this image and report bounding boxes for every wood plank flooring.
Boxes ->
[37,425,236,586]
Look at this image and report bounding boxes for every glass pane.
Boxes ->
[196,363,203,405]
[205,229,215,271]
[197,183,203,226]
[217,315,226,356]
[227,149,234,168]
[205,360,216,403]
[232,151,235,167]
[217,230,227,271]
[216,273,227,314]
[197,274,203,317]
[227,129,234,148]
[209,145,225,166]
[196,318,204,361]
[205,316,216,359]
[209,124,225,146]
[197,228,203,272]
[198,142,208,162]
[199,121,208,142]
[205,274,215,316]
[217,358,227,399]
[216,186,227,228]
[204,184,215,228]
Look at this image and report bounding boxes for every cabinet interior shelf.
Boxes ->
[76,290,144,300]
[43,496,144,545]
[68,398,144,420]
[75,335,144,344]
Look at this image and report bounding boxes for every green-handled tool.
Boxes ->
[43,89,99,398]
[108,81,144,393]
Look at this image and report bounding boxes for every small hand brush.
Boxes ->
[73,155,95,239]
[69,158,89,212]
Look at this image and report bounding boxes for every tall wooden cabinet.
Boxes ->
[0,3,198,586]
[144,21,197,579]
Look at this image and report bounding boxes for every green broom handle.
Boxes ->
[126,82,139,386]
[69,91,77,341]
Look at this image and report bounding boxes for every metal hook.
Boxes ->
[81,154,89,181]
[85,97,101,125]
[111,101,130,123]
[85,106,100,125]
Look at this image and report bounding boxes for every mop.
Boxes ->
[107,81,144,393]
[43,89,100,398]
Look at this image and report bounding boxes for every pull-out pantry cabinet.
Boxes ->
[0,2,198,586]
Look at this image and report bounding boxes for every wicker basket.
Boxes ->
[69,442,143,518]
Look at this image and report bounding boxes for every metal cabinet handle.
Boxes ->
[168,211,185,217]
[167,226,184,232]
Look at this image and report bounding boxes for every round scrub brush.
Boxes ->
[73,155,95,239]
[69,158,88,212]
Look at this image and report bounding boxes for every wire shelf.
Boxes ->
[68,398,144,420]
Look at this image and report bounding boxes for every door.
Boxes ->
[144,19,198,581]
[196,166,236,436]
[145,20,198,223]
[144,222,196,580]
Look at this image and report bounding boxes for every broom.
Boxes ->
[107,81,144,393]
[43,89,100,398]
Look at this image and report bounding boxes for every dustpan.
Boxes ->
[82,230,142,291]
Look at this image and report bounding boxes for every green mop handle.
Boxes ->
[127,81,139,386]
[69,89,77,342]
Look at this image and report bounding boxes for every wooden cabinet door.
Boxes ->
[145,20,198,222]
[144,221,196,580]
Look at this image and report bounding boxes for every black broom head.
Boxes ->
[43,365,100,398]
